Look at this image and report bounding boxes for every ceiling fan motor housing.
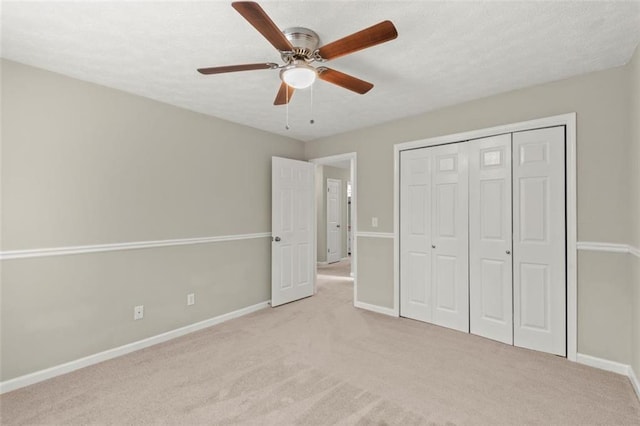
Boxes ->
[198,2,398,105]
[282,27,320,61]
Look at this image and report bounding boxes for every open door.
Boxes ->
[271,157,315,307]
[326,178,342,264]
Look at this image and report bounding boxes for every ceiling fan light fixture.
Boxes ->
[280,62,317,89]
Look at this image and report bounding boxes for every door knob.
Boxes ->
[337,224,340,228]
[506,250,511,255]
[274,236,281,242]
[432,245,436,249]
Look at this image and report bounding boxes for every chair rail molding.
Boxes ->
[356,232,394,239]
[0,232,272,260]
[577,241,640,257]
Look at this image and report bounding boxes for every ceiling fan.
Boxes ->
[197,1,398,105]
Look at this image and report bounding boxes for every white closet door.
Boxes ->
[431,142,469,332]
[469,134,513,344]
[400,148,433,323]
[512,127,566,356]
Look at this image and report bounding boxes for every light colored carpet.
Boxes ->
[1,258,639,425]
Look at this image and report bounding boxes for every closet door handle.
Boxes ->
[506,250,511,255]
[432,245,436,249]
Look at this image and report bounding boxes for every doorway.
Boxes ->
[310,153,357,303]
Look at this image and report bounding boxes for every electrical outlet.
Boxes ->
[372,217,378,227]
[134,305,144,320]
[187,293,195,306]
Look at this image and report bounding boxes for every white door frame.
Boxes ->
[310,153,357,301]
[393,113,577,361]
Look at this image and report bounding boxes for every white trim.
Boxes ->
[630,367,640,401]
[310,153,358,303]
[394,114,576,152]
[576,354,640,401]
[0,232,272,261]
[576,353,630,376]
[630,246,640,258]
[577,241,634,254]
[0,301,270,394]
[393,142,401,319]
[354,301,398,317]
[393,113,578,361]
[316,258,350,267]
[565,115,578,362]
[356,232,394,239]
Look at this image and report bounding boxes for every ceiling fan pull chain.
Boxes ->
[285,84,290,130]
[310,84,315,125]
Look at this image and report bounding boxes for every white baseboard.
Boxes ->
[318,258,350,266]
[0,300,270,394]
[630,366,640,401]
[354,301,397,317]
[576,353,640,401]
[576,353,630,375]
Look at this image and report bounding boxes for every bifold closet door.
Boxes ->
[431,143,469,332]
[512,127,566,356]
[469,134,513,344]
[400,148,432,323]
[400,143,469,332]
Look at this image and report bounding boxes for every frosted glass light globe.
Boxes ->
[280,63,317,89]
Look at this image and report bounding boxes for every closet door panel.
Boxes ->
[513,127,566,356]
[400,149,433,322]
[431,143,469,332]
[469,134,513,344]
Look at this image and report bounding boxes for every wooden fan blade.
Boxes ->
[197,63,277,75]
[274,82,295,105]
[232,2,293,52]
[317,20,398,61]
[317,68,373,94]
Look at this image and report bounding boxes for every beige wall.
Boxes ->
[0,60,304,381]
[305,64,635,364]
[315,166,350,263]
[629,45,640,378]
[2,46,640,382]
[1,61,303,250]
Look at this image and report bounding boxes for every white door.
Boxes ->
[400,148,433,323]
[400,143,469,332]
[271,157,315,307]
[469,134,513,344]
[431,142,469,332]
[512,127,566,356]
[326,178,342,264]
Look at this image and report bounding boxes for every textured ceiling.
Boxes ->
[2,1,640,142]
